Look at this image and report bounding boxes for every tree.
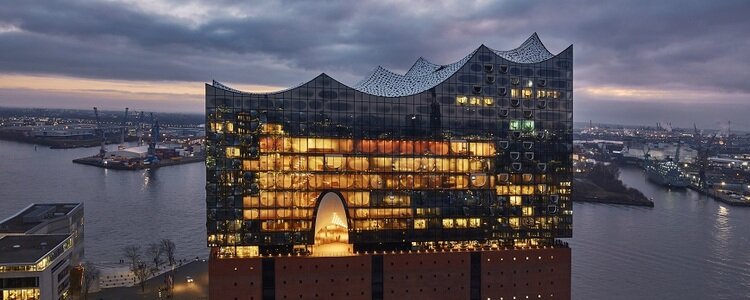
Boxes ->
[123,245,141,268]
[132,261,151,293]
[81,262,100,300]
[147,242,164,271]
[161,239,176,266]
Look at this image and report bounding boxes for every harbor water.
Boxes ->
[1,140,749,299]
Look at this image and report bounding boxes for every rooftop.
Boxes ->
[213,33,572,98]
[0,203,81,234]
[0,234,69,265]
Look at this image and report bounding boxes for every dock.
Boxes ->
[73,155,204,170]
[688,185,750,207]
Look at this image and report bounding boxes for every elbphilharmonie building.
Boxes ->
[206,33,573,300]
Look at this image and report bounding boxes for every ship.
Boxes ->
[645,160,690,188]
[643,141,689,188]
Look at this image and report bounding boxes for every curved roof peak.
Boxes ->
[490,33,554,63]
[405,57,442,76]
[352,47,478,97]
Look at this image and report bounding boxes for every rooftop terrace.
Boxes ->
[0,234,69,265]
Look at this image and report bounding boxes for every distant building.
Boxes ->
[0,203,84,300]
[207,33,572,299]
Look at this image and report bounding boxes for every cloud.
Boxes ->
[0,0,748,127]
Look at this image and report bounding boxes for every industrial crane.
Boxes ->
[93,107,106,157]
[692,124,719,189]
[145,112,160,165]
[136,111,145,146]
[120,107,129,146]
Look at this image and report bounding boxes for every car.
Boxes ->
[186,276,194,283]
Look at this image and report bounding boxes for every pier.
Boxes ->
[73,155,204,170]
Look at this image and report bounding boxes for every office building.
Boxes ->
[0,203,84,300]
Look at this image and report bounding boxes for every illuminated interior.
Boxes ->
[312,193,353,256]
[205,43,573,255]
[2,289,40,300]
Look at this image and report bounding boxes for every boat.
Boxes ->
[642,141,690,188]
[645,160,690,188]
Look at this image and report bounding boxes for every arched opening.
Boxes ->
[312,192,353,256]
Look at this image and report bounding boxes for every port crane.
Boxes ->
[695,130,718,190]
[93,107,106,157]
[136,111,145,146]
[145,113,160,165]
[119,107,129,149]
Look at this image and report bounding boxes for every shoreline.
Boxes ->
[572,176,654,207]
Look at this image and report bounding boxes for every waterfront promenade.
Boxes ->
[88,260,208,300]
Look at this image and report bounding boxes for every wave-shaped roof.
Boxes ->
[490,32,554,63]
[352,48,477,97]
[213,33,565,98]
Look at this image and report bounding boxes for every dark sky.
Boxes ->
[0,0,748,130]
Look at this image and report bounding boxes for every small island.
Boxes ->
[573,164,654,207]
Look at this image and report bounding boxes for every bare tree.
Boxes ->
[161,239,176,266]
[123,245,141,268]
[132,261,151,293]
[147,242,164,271]
[81,262,100,300]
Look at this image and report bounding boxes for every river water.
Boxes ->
[1,140,749,299]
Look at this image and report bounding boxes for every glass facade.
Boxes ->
[206,42,573,256]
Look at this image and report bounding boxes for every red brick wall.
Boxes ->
[209,256,263,300]
[275,256,372,300]
[481,248,571,300]
[209,247,571,300]
[383,251,471,299]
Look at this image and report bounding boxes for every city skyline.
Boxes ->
[0,0,748,131]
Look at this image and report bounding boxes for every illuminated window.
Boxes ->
[235,246,259,258]
[510,120,535,133]
[226,147,241,158]
[442,218,454,228]
[510,120,520,131]
[522,88,533,98]
[510,196,522,206]
[483,97,494,106]
[209,122,224,132]
[522,120,535,132]
[456,96,468,105]
[511,88,520,98]
[414,219,427,229]
[509,217,520,229]
[522,206,534,216]
[260,123,284,134]
[2,289,40,300]
[468,96,481,105]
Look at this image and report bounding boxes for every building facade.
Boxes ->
[0,203,84,300]
[207,33,572,299]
